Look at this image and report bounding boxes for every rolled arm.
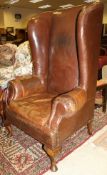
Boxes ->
[7,75,46,100]
[48,87,87,129]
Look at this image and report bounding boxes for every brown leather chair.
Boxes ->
[3,2,103,172]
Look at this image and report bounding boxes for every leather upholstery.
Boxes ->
[4,2,103,171]
[48,7,82,93]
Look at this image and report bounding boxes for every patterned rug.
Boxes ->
[0,107,107,175]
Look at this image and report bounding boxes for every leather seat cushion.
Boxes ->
[7,93,57,126]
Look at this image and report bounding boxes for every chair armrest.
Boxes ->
[7,75,46,101]
[48,88,87,129]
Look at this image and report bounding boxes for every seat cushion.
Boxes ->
[6,93,57,127]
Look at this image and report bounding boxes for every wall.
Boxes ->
[2,7,38,33]
[103,3,107,24]
[0,9,4,28]
[0,3,107,31]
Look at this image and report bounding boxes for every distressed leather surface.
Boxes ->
[5,2,104,149]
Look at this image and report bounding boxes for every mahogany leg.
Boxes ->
[44,145,61,172]
[4,120,12,137]
[98,69,102,80]
[6,125,12,137]
[87,120,93,135]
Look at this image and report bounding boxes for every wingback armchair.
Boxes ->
[3,2,103,172]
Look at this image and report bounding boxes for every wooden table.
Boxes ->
[96,79,107,113]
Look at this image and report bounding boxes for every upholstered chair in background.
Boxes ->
[0,41,32,89]
[0,42,32,120]
[3,2,103,172]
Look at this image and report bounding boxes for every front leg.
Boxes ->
[44,145,61,172]
[4,120,13,137]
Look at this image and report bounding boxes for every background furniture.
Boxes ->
[98,42,107,80]
[0,42,32,121]
[96,79,107,112]
[0,28,27,45]
[98,55,107,79]
[0,42,32,89]
[101,35,107,49]
[3,2,103,172]
[98,22,107,80]
[12,29,27,45]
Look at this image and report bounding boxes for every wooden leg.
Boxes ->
[4,120,12,137]
[44,145,61,172]
[102,87,107,113]
[1,110,5,127]
[87,120,93,135]
[98,69,102,80]
[6,125,12,137]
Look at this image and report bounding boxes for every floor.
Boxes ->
[46,125,107,175]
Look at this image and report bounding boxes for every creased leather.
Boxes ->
[7,75,46,100]
[48,88,87,129]
[4,3,104,150]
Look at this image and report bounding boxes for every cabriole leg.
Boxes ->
[4,120,12,137]
[44,145,61,172]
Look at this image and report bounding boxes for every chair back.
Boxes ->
[28,3,103,95]
[48,7,82,93]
